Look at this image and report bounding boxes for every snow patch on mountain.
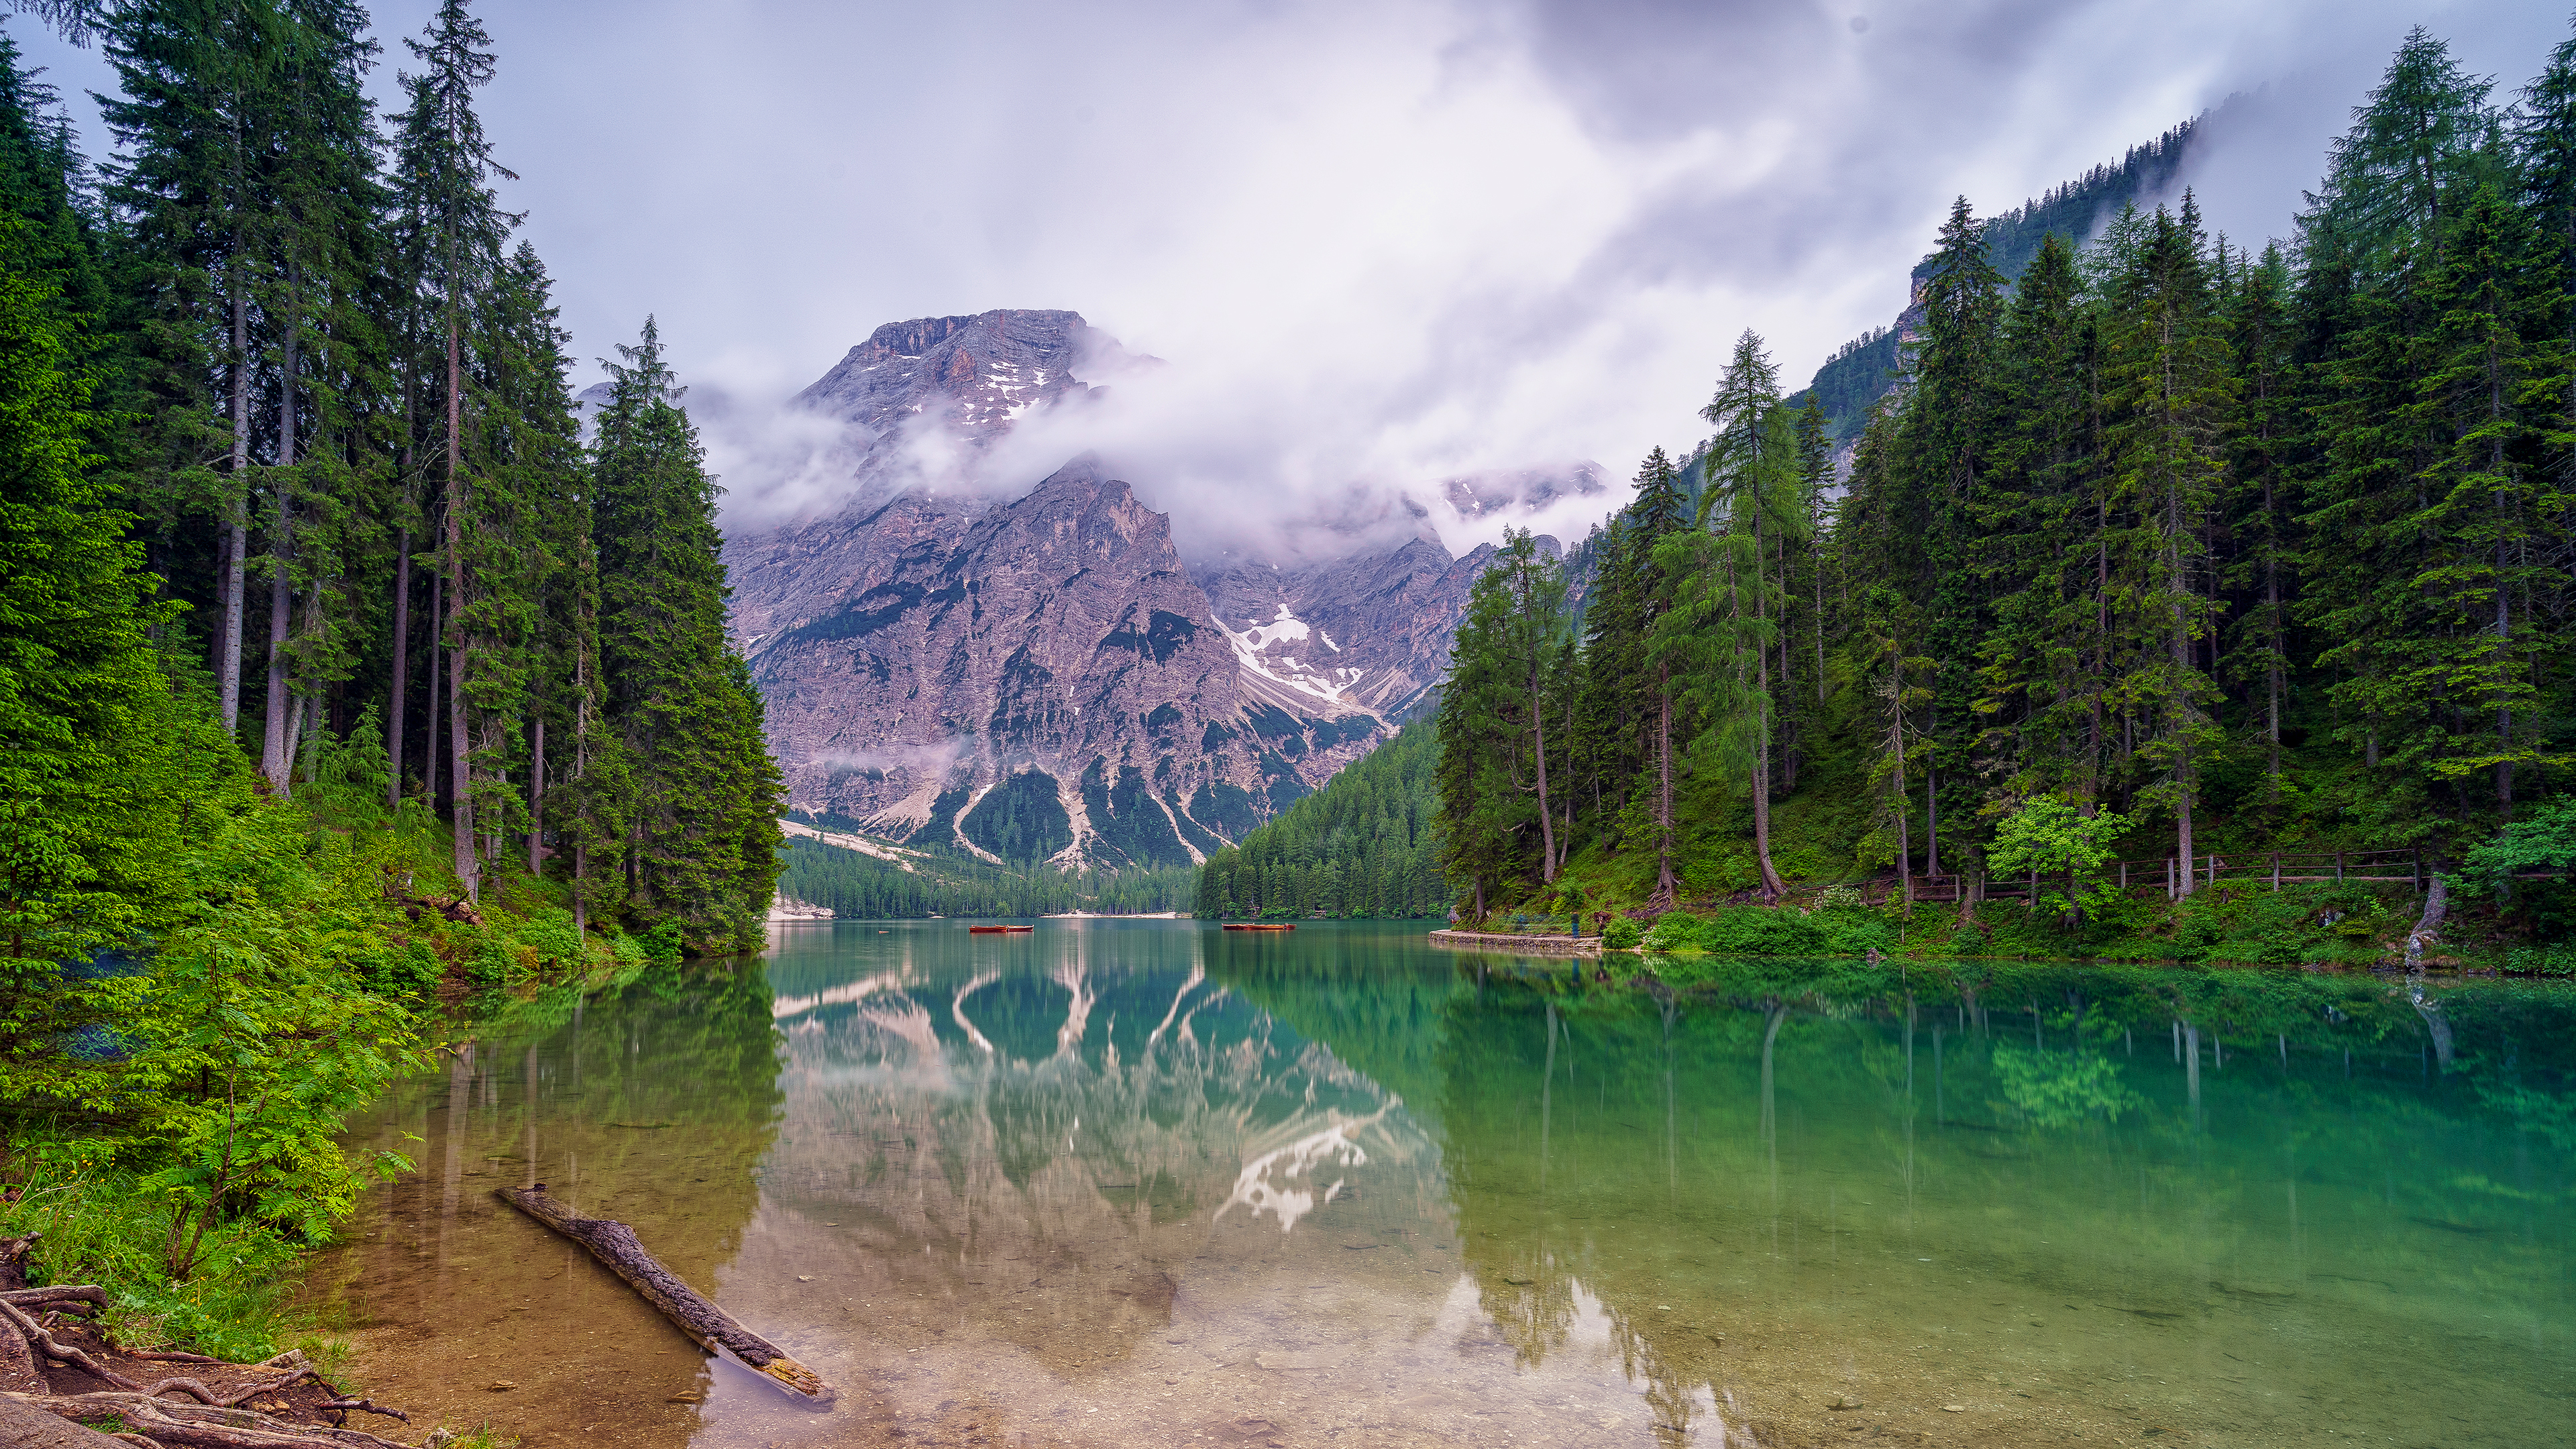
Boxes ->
[1216,603,1371,712]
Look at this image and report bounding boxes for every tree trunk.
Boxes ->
[1652,662,1676,908]
[425,570,442,810]
[260,292,299,794]
[529,716,545,875]
[1888,632,1911,906]
[497,1187,833,1402]
[1529,657,1556,884]
[217,288,250,737]
[445,319,478,899]
[1752,525,1784,902]
[387,524,411,808]
[573,640,590,933]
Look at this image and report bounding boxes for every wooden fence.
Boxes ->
[1870,848,2433,906]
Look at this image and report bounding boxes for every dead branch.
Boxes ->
[497,1184,834,1404]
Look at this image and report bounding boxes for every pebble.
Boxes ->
[487,1381,518,1392]
[1828,1393,1864,1411]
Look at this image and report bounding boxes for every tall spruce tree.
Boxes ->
[390,0,514,896]
[589,319,782,950]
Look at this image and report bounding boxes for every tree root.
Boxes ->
[0,1301,140,1393]
[7,1391,408,1449]
[0,1283,408,1448]
[0,1291,103,1318]
[313,1400,405,1427]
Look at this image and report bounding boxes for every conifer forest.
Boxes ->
[0,0,781,1356]
[1430,27,2576,959]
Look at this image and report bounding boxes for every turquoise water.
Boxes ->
[318,921,2575,1448]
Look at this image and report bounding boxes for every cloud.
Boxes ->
[804,738,970,782]
[14,0,2568,561]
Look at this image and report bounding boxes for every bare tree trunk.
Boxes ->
[1925,763,1939,879]
[261,286,299,792]
[573,641,590,932]
[425,568,442,809]
[529,715,546,875]
[445,317,478,898]
[1527,631,1557,882]
[387,523,411,807]
[1652,662,1676,908]
[2493,408,2514,816]
[1889,632,1911,907]
[217,287,250,737]
[1752,539,1784,902]
[2261,472,2282,801]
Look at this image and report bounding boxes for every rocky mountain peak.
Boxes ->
[794,308,1138,447]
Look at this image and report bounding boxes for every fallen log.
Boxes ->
[495,1185,833,1404]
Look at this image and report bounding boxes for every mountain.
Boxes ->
[1193,539,1497,722]
[723,309,1596,869]
[1796,107,2222,446]
[737,456,1385,869]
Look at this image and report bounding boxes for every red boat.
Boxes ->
[1223,923,1295,932]
[968,924,1034,934]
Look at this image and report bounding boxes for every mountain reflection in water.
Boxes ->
[317,922,2575,1448]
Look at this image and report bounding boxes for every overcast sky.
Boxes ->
[12,1,2565,556]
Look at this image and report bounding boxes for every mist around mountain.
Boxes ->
[718,307,1607,882]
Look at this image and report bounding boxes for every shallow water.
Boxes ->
[313,922,2576,1448]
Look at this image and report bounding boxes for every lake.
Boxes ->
[313,920,2575,1448]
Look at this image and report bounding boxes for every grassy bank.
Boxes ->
[0,728,680,1364]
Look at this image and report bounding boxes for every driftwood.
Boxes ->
[496,1185,833,1403]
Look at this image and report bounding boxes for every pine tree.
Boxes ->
[590,319,782,950]
[0,207,169,969]
[1694,330,1805,899]
[253,0,386,794]
[2222,240,2296,804]
[1890,197,2006,877]
[97,0,284,740]
[390,0,516,897]
[2097,197,2232,887]
[2411,178,2557,813]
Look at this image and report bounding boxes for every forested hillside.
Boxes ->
[1441,25,2576,961]
[1801,108,2214,443]
[1196,720,1443,918]
[777,827,1195,917]
[0,0,781,1353]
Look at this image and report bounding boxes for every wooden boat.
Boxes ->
[968,924,1034,934]
[1223,922,1296,932]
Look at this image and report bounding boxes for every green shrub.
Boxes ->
[358,939,444,996]
[1698,907,1830,955]
[2506,943,2576,975]
[637,921,686,963]
[1641,912,1708,953]
[1602,916,1644,949]
[514,908,584,973]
